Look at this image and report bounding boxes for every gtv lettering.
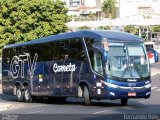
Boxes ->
[10,53,38,79]
[53,63,76,73]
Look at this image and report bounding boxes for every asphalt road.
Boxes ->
[0,64,160,120]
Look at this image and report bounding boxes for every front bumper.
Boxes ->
[99,80,151,99]
[107,87,151,99]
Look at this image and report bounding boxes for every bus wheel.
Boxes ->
[49,97,67,103]
[24,87,32,102]
[16,87,24,102]
[57,97,67,103]
[121,98,128,106]
[83,86,91,105]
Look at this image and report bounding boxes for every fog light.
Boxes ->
[146,92,150,96]
[110,92,115,96]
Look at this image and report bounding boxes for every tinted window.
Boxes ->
[42,43,54,61]
[69,38,86,62]
[40,38,86,62]
[10,47,19,63]
[30,44,42,62]
[19,46,29,55]
[58,40,69,60]
[84,37,103,75]
[2,49,10,64]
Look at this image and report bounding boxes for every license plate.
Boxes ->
[128,92,136,96]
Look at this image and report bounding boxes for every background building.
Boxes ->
[117,0,160,19]
[62,0,104,20]
[62,0,160,19]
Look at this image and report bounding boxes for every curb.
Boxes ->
[0,104,12,111]
[151,67,160,77]
[151,72,160,77]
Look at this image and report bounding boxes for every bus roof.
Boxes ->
[3,30,142,49]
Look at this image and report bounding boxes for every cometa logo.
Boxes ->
[53,63,77,73]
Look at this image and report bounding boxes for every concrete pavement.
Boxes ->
[151,62,160,76]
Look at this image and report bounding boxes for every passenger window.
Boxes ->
[30,44,42,62]
[69,38,86,62]
[2,49,10,64]
[10,47,19,63]
[42,43,54,61]
[19,46,30,57]
[59,40,69,60]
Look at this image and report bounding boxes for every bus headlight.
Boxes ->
[144,84,151,89]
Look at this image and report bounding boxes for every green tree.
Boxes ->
[78,26,90,30]
[0,0,70,55]
[124,25,138,34]
[151,25,160,32]
[98,26,111,30]
[102,0,117,19]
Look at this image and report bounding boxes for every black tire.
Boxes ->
[121,98,128,106]
[49,97,67,103]
[83,86,91,105]
[24,87,32,102]
[16,87,24,102]
[58,97,67,103]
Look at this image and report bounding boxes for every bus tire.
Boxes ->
[121,98,128,106]
[83,86,91,105]
[16,87,24,102]
[49,97,67,103]
[24,87,32,102]
[58,97,67,103]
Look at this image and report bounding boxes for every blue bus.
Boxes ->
[2,30,151,105]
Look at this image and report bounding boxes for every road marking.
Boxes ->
[0,104,12,111]
[138,99,149,103]
[92,110,109,114]
[151,87,158,90]
[155,89,160,92]
[20,104,47,110]
[26,110,44,114]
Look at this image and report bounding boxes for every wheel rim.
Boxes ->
[17,90,21,98]
[25,90,29,100]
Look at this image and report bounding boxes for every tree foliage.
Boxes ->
[78,26,90,30]
[102,0,117,19]
[98,26,111,30]
[151,25,160,32]
[124,25,138,34]
[0,0,70,55]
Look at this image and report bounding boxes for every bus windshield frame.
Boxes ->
[104,41,150,81]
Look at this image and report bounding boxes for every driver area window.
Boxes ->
[85,37,103,75]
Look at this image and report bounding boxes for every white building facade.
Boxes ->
[65,0,160,29]
[62,0,160,19]
[118,0,160,19]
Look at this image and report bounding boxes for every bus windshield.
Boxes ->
[106,42,150,79]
